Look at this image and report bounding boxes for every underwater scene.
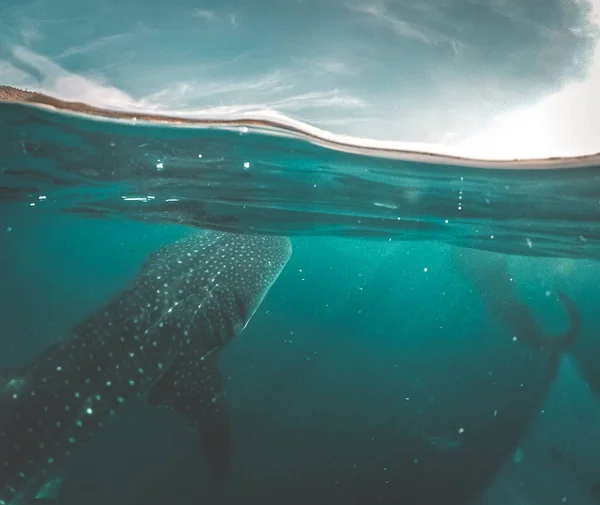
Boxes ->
[1,0,600,502]
[1,89,600,505]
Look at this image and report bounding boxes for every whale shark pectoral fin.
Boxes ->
[34,472,64,501]
[146,351,231,477]
[199,385,231,479]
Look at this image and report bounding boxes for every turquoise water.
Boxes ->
[2,102,600,258]
[1,101,600,505]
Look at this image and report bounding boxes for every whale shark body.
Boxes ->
[0,230,292,505]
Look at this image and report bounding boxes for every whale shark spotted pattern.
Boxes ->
[0,230,292,505]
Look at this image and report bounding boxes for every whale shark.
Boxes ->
[452,247,580,374]
[0,229,292,505]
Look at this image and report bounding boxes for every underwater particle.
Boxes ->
[445,219,449,224]
[562,497,567,503]
[513,447,523,463]
[423,267,428,272]
[490,235,494,239]
[38,195,46,200]
[30,203,35,207]
[6,226,12,232]
[545,290,551,297]
[198,154,203,158]
[493,409,498,417]
[413,458,419,464]
[86,408,93,415]
[512,336,518,342]
[239,126,249,134]
[526,237,533,248]
[458,428,465,434]
[156,161,164,170]
[243,161,250,169]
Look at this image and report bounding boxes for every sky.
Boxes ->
[0,0,598,158]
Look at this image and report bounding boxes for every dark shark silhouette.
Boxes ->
[450,247,581,504]
[453,247,580,374]
[0,230,292,505]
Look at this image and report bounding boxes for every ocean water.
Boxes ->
[1,97,600,505]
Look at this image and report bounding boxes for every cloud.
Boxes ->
[5,46,140,110]
[457,0,600,158]
[192,8,238,27]
[192,9,218,22]
[0,0,598,158]
[348,0,443,45]
[53,34,127,59]
[3,46,365,120]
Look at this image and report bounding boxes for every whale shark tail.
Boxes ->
[547,289,581,378]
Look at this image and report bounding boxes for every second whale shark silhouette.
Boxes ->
[0,229,292,505]
[453,247,580,375]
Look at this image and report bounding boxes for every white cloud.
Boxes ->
[3,0,598,161]
[6,46,140,110]
[453,0,600,158]
[53,34,127,59]
[192,9,218,22]
[348,0,441,45]
[3,47,365,120]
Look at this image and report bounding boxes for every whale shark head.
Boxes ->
[0,230,292,505]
